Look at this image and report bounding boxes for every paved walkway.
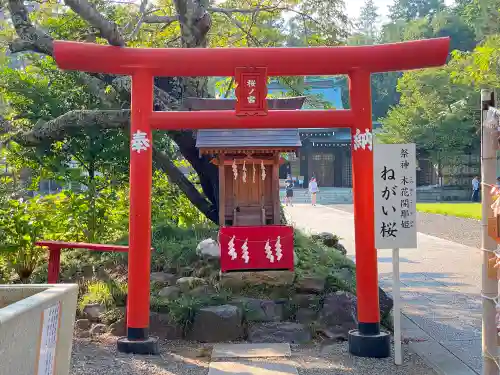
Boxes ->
[285,204,485,374]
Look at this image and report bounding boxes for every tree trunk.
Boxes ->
[87,160,97,243]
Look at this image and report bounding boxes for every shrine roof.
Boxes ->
[188,96,304,152]
[195,129,302,149]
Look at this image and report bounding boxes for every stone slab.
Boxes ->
[212,343,291,359]
[402,312,479,375]
[406,314,481,342]
[410,341,478,375]
[208,360,298,375]
[440,339,482,373]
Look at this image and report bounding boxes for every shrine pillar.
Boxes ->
[348,69,390,357]
[117,70,158,354]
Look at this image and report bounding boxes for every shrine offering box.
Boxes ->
[219,225,294,272]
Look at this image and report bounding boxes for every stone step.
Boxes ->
[208,360,298,375]
[212,343,291,359]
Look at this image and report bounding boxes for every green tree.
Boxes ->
[372,7,476,120]
[378,65,478,176]
[389,0,446,21]
[1,0,349,224]
[358,0,379,40]
[450,35,500,90]
[457,0,500,40]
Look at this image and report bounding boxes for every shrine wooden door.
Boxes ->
[309,152,335,187]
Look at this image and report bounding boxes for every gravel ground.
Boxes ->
[70,337,437,375]
[70,336,210,375]
[327,204,481,249]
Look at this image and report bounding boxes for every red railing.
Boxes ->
[36,240,152,283]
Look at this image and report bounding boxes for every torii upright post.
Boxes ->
[121,70,156,353]
[349,69,385,355]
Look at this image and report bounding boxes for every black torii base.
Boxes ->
[117,336,159,355]
[348,329,391,358]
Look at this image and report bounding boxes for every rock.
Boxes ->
[158,286,181,300]
[295,276,326,294]
[96,267,111,281]
[335,243,347,256]
[318,291,357,340]
[188,305,243,342]
[76,330,91,338]
[379,287,393,319]
[180,267,195,277]
[295,308,317,324]
[149,312,184,339]
[232,298,283,322]
[219,275,245,292]
[220,271,294,288]
[75,319,91,331]
[197,238,220,258]
[248,322,311,343]
[176,277,207,293]
[90,323,108,336]
[312,232,339,248]
[194,265,214,278]
[83,304,106,322]
[109,318,126,336]
[189,285,216,297]
[292,294,320,309]
[82,265,94,279]
[151,272,177,286]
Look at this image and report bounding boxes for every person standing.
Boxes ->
[309,177,319,206]
[285,181,293,207]
[285,175,293,207]
[471,175,480,202]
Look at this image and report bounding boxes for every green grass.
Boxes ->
[416,203,481,220]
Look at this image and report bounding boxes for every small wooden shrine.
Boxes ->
[190,96,305,272]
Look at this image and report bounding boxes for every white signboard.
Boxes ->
[374,143,417,249]
[37,303,61,375]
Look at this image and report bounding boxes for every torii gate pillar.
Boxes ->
[348,69,388,356]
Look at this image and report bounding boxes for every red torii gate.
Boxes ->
[53,37,450,356]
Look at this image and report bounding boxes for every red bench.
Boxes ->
[36,241,153,283]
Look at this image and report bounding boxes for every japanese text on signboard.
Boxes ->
[374,143,417,249]
[37,303,60,375]
[235,67,268,116]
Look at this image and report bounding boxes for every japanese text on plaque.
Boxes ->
[374,143,417,249]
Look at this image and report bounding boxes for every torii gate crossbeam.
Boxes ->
[53,37,450,357]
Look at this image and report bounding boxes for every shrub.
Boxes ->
[293,229,354,279]
[0,195,66,281]
[78,279,127,311]
[152,171,212,229]
[57,187,129,243]
[150,224,217,272]
[150,292,232,330]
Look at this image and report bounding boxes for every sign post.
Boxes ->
[480,89,499,375]
[374,143,417,365]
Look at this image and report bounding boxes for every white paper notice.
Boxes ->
[37,303,61,375]
[374,143,417,249]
